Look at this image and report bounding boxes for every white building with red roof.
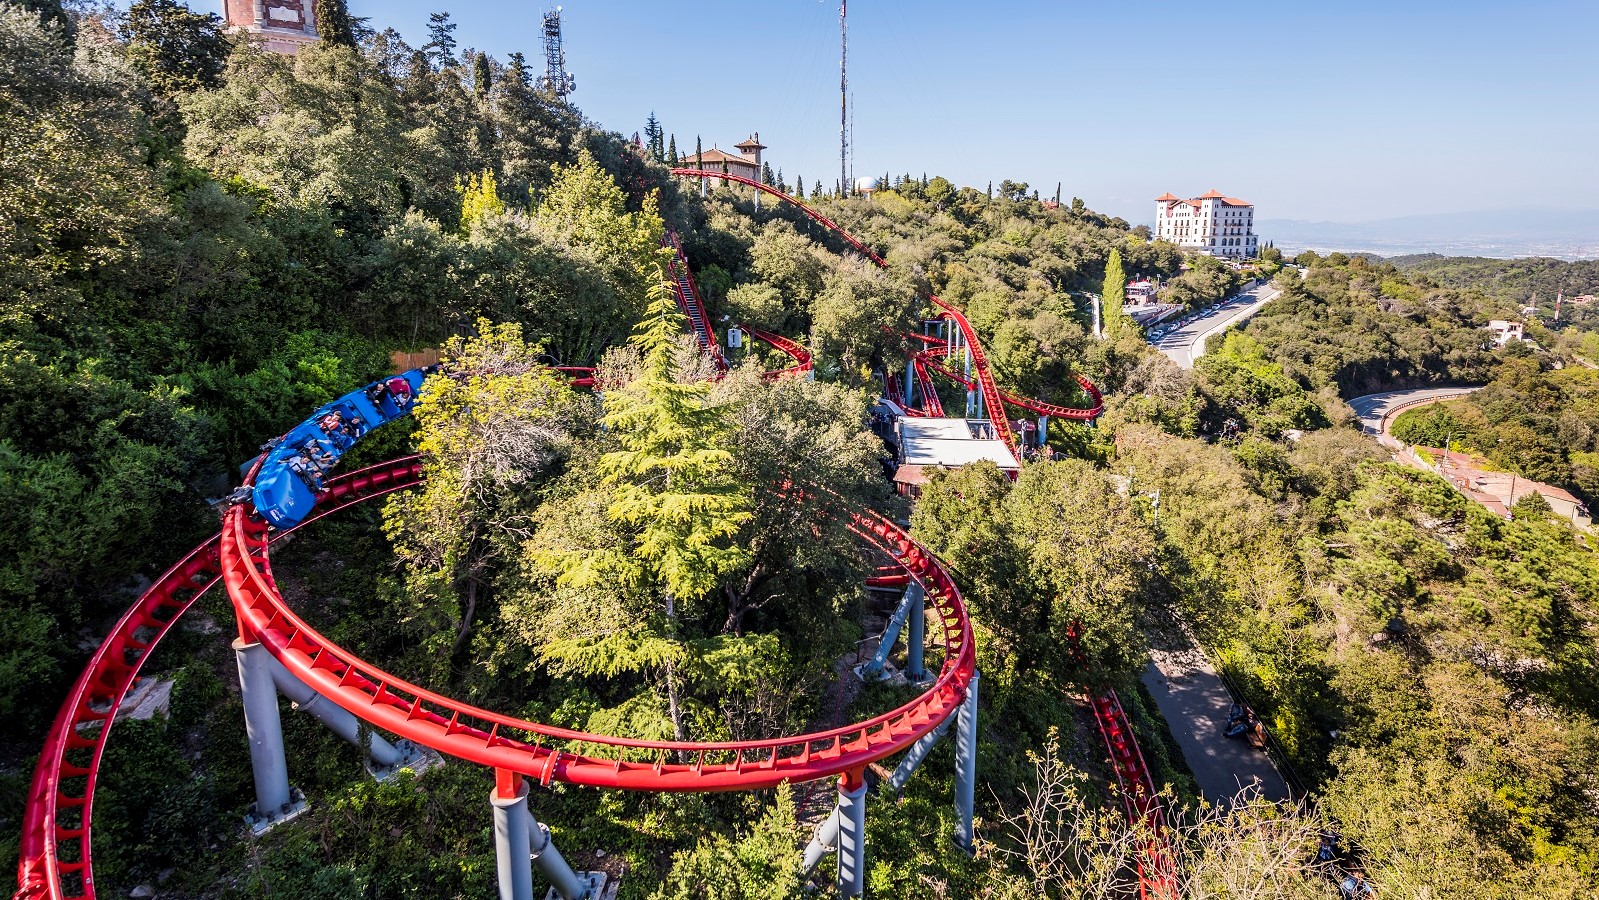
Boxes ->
[1154,189,1258,259]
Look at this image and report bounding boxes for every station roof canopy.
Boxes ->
[898,418,1019,471]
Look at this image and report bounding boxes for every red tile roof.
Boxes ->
[686,148,758,167]
[1155,193,1180,202]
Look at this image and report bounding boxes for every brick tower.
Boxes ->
[224,0,320,55]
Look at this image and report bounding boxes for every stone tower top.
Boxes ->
[224,0,320,55]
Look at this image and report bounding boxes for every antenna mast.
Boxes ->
[536,6,577,99]
[840,1,848,197]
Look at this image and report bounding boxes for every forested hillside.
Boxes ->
[4,3,1598,900]
[1392,254,1599,309]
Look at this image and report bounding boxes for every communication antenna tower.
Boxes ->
[840,1,848,197]
[536,6,577,98]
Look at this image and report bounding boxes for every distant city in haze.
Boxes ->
[329,0,1599,257]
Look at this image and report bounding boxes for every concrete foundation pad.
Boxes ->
[543,871,616,900]
[246,789,308,836]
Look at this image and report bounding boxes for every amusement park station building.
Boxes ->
[891,417,1020,496]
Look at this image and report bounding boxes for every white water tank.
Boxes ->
[854,176,881,194]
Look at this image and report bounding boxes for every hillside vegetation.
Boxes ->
[3,4,1598,900]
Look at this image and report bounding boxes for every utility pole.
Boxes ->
[840,1,849,198]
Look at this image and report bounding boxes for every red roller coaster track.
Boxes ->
[668,169,1104,451]
[18,171,1135,900]
[18,453,972,898]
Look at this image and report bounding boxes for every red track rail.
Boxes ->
[671,168,1102,448]
[664,234,729,373]
[911,357,947,417]
[14,461,426,900]
[740,324,813,380]
[222,473,974,791]
[919,356,1104,422]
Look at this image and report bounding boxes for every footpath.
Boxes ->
[1140,629,1291,806]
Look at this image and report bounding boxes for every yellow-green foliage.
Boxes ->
[455,169,506,232]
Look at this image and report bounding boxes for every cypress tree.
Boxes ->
[695,135,703,169]
[814,180,823,198]
[315,0,358,49]
[472,51,491,98]
[986,181,993,200]
[667,134,679,166]
[1101,248,1127,337]
[795,177,805,199]
[761,161,774,186]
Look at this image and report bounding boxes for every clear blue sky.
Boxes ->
[265,2,1599,224]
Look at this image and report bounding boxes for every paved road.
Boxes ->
[1346,386,1483,439]
[1141,648,1291,806]
[1151,281,1283,369]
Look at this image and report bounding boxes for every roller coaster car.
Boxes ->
[251,369,428,529]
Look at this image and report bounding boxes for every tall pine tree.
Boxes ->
[423,11,457,68]
[532,261,753,742]
[667,134,678,166]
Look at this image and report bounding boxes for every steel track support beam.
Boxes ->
[883,708,955,795]
[905,582,927,683]
[234,639,304,831]
[836,768,868,898]
[492,772,537,900]
[492,770,597,900]
[802,807,841,875]
[903,358,915,407]
[802,703,961,877]
[264,654,405,769]
[856,583,920,681]
[954,671,980,854]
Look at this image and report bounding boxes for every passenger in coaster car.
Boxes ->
[319,412,354,451]
[302,438,336,474]
[287,449,324,493]
[385,376,414,407]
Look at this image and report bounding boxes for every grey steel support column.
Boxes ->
[903,359,915,407]
[858,586,917,680]
[491,775,536,900]
[964,347,975,419]
[234,638,293,821]
[836,770,868,898]
[527,803,588,900]
[905,582,927,683]
[802,808,841,874]
[1039,415,1049,448]
[803,705,959,878]
[954,671,980,854]
[265,656,403,768]
[883,711,955,795]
